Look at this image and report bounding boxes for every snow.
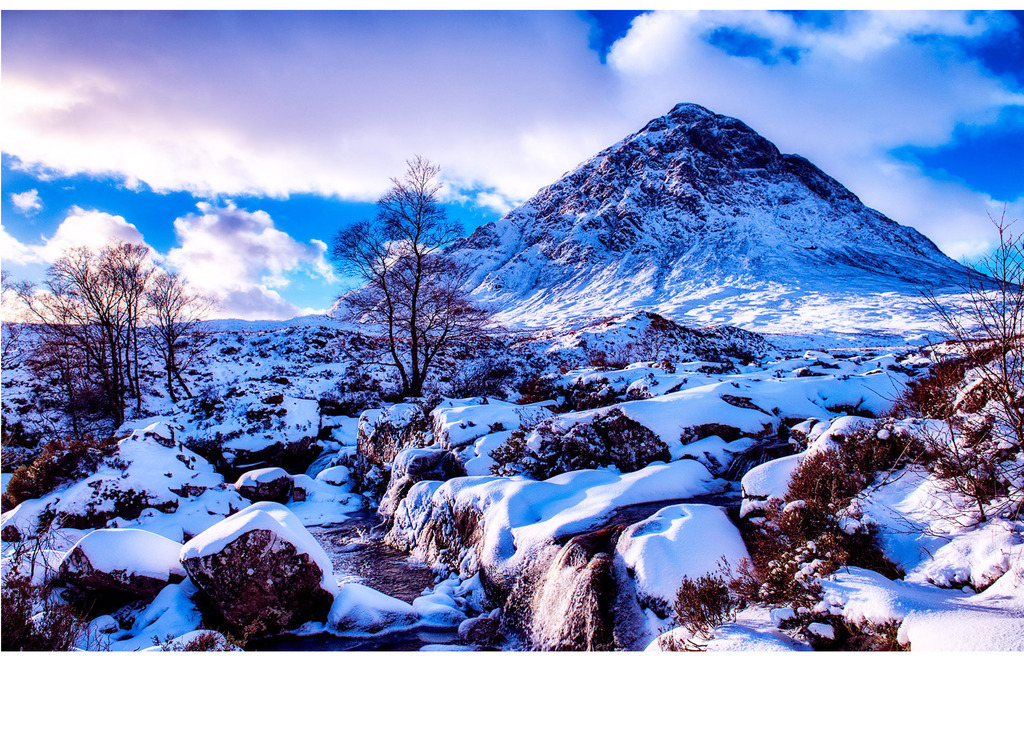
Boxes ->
[449,104,973,341]
[615,504,750,613]
[646,605,811,652]
[818,566,1024,651]
[315,465,351,486]
[61,528,184,581]
[181,501,339,595]
[224,396,320,452]
[328,582,419,633]
[393,458,725,587]
[805,622,835,640]
[1,422,236,542]
[235,467,289,487]
[286,472,362,527]
[99,580,204,652]
[740,452,802,516]
[412,591,468,627]
[521,360,909,469]
[463,430,515,476]
[431,397,554,450]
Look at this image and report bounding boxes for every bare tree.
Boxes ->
[921,210,1024,522]
[925,210,1024,445]
[633,314,675,362]
[146,270,212,402]
[2,270,23,368]
[331,157,490,397]
[105,241,155,411]
[17,241,157,428]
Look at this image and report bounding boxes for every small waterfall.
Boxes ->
[503,525,647,651]
[528,542,616,650]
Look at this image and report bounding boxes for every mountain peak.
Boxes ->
[448,103,976,336]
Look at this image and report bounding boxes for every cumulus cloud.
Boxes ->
[4,202,331,320]
[11,189,42,215]
[215,284,321,321]
[1,206,146,266]
[1,225,40,267]
[2,10,1022,260]
[166,201,334,319]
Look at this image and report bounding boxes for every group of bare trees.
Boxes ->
[332,156,490,398]
[13,241,211,434]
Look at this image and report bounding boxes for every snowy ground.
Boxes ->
[3,311,1022,652]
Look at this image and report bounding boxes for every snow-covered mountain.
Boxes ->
[450,103,978,338]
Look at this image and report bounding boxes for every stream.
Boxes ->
[251,484,744,652]
[249,507,465,651]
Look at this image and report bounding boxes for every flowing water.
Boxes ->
[253,488,744,652]
[250,507,463,652]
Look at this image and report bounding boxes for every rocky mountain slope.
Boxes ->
[450,103,979,337]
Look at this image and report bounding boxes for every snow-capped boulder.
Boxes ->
[327,583,419,634]
[315,464,351,487]
[740,452,803,517]
[357,401,431,466]
[379,447,463,522]
[58,528,187,612]
[234,467,295,504]
[492,407,672,480]
[615,504,750,621]
[180,502,338,635]
[430,397,555,450]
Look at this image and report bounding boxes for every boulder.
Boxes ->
[180,502,338,636]
[357,402,431,467]
[58,529,186,613]
[458,615,504,647]
[234,467,293,504]
[614,504,750,620]
[379,448,463,522]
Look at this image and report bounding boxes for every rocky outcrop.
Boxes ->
[357,402,432,467]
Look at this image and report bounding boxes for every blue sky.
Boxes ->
[3,9,1023,319]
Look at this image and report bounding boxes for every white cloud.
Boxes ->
[1,207,146,266]
[1,226,40,267]
[214,284,319,321]
[11,189,42,215]
[166,201,334,319]
[1,12,613,204]
[4,203,331,320]
[2,10,1022,261]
